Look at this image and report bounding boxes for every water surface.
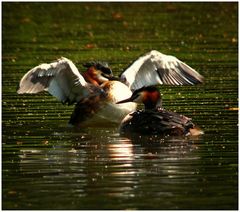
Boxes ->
[2,2,238,209]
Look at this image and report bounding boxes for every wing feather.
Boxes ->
[17,57,89,104]
[120,50,204,91]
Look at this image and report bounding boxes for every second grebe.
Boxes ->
[17,50,204,127]
[117,86,203,136]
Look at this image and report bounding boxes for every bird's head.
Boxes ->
[116,86,162,110]
[83,61,115,85]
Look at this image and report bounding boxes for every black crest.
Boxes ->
[83,61,112,75]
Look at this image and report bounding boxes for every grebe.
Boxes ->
[117,86,203,136]
[17,50,203,127]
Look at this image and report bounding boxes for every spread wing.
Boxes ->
[17,57,90,104]
[120,50,204,91]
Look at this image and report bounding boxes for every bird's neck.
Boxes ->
[82,67,101,86]
[144,98,162,110]
[143,90,162,110]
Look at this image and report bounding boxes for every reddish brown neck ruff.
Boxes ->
[82,67,101,86]
[142,89,162,110]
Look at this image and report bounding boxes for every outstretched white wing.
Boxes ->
[120,50,204,91]
[17,57,89,104]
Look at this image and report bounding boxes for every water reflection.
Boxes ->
[2,1,238,209]
[13,130,202,203]
[3,120,237,209]
[107,139,134,161]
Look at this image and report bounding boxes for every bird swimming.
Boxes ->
[117,86,203,136]
[17,50,204,127]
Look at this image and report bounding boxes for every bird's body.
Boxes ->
[117,86,203,136]
[17,50,204,128]
[68,81,136,127]
[119,108,197,136]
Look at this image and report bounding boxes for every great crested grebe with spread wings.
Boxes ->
[17,50,204,127]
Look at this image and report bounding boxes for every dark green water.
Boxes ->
[2,2,238,210]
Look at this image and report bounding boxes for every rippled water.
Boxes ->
[2,2,238,209]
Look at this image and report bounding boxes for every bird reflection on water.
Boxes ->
[13,125,202,208]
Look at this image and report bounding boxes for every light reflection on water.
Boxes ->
[14,129,203,199]
[107,139,134,161]
[2,2,238,210]
[3,121,237,209]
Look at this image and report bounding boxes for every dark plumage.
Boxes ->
[120,108,195,136]
[83,61,112,76]
[117,86,203,136]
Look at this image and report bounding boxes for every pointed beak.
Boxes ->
[101,70,120,81]
[116,96,134,104]
[101,72,112,79]
[106,75,120,81]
